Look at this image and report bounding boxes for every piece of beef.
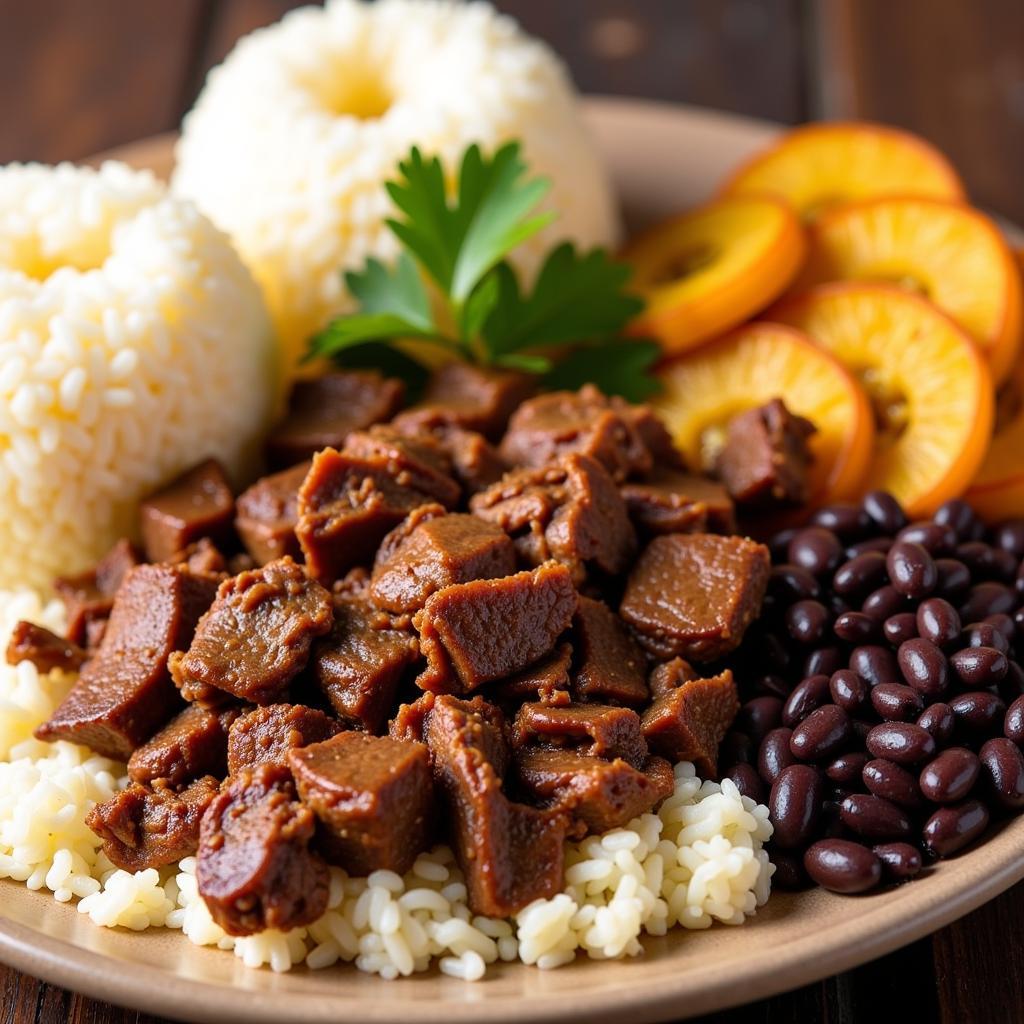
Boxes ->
[716,399,816,505]
[511,702,647,768]
[127,703,239,788]
[388,692,436,745]
[226,703,342,774]
[54,538,140,647]
[197,763,329,936]
[640,670,740,777]
[6,621,86,674]
[289,732,433,875]
[172,538,229,576]
[414,562,577,694]
[491,642,573,708]
[36,564,219,760]
[514,749,674,837]
[648,657,700,699]
[620,534,770,661]
[313,599,419,733]
[400,363,535,440]
[426,695,566,916]
[571,596,649,706]
[471,454,635,583]
[370,510,516,614]
[235,461,310,567]
[140,459,235,563]
[86,776,219,872]
[499,386,665,482]
[266,371,406,469]
[392,412,507,494]
[621,469,736,535]
[170,558,333,706]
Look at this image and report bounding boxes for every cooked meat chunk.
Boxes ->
[640,670,740,777]
[235,461,310,567]
[388,691,436,745]
[226,703,342,774]
[266,371,405,469]
[392,412,507,493]
[400,363,534,440]
[54,538,140,647]
[500,386,664,482]
[716,399,816,505]
[313,599,419,732]
[492,642,573,707]
[620,534,770,661]
[36,564,219,760]
[515,749,673,837]
[648,657,700,699]
[621,470,736,535]
[426,695,566,916]
[414,563,577,694]
[371,510,516,613]
[571,596,648,706]
[511,702,647,768]
[197,763,329,936]
[173,538,229,576]
[471,454,635,582]
[289,732,433,875]
[628,404,685,471]
[128,703,239,788]
[86,776,219,872]
[171,558,333,706]
[140,459,235,563]
[6,621,86,674]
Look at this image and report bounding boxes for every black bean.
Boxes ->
[834,611,877,644]
[1002,661,1024,705]
[850,717,873,743]
[922,800,989,858]
[918,703,956,747]
[1018,562,1024,597]
[934,499,979,541]
[846,537,893,559]
[782,675,832,728]
[948,691,1006,734]
[719,730,755,770]
[960,582,1016,622]
[789,528,844,576]
[758,727,797,785]
[866,722,936,765]
[735,696,784,743]
[882,612,918,647]
[897,521,956,556]
[811,503,871,539]
[770,851,807,890]
[785,600,831,645]
[989,548,1020,583]
[872,842,922,882]
[830,669,870,713]
[861,585,907,623]
[725,763,766,804]
[862,758,922,808]
[916,598,961,647]
[897,638,949,698]
[827,593,854,618]
[790,705,851,762]
[955,541,996,577]
[919,747,980,803]
[862,491,907,535]
[850,645,900,686]
[833,551,888,596]
[1004,695,1024,743]
[769,764,824,849]
[753,674,792,700]
[804,839,882,893]
[962,621,1010,655]
[761,632,792,673]
[887,541,938,599]
[935,558,972,600]
[978,738,1024,809]
[769,564,821,602]
[993,519,1024,559]
[840,793,912,840]
[950,646,1009,688]
[870,682,924,722]
[804,647,844,678]
[984,613,1016,644]
[769,528,801,563]
[827,751,870,787]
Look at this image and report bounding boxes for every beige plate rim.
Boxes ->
[2,96,1023,1024]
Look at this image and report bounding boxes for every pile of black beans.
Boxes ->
[720,491,1024,895]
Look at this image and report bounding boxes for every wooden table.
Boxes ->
[1,2,1023,1021]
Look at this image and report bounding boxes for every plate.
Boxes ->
[4,96,1024,1024]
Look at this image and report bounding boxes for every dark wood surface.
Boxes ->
[1,2,1023,1021]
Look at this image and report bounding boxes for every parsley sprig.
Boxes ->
[308,142,660,400]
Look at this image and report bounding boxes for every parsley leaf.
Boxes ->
[541,338,662,401]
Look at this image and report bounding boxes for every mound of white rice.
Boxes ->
[0,590,773,978]
[172,0,620,371]
[0,161,275,592]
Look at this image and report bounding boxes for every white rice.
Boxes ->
[172,0,620,371]
[0,589,774,978]
[0,161,275,592]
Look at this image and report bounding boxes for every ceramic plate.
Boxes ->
[3,97,1023,1024]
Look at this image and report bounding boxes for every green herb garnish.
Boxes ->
[308,141,659,398]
